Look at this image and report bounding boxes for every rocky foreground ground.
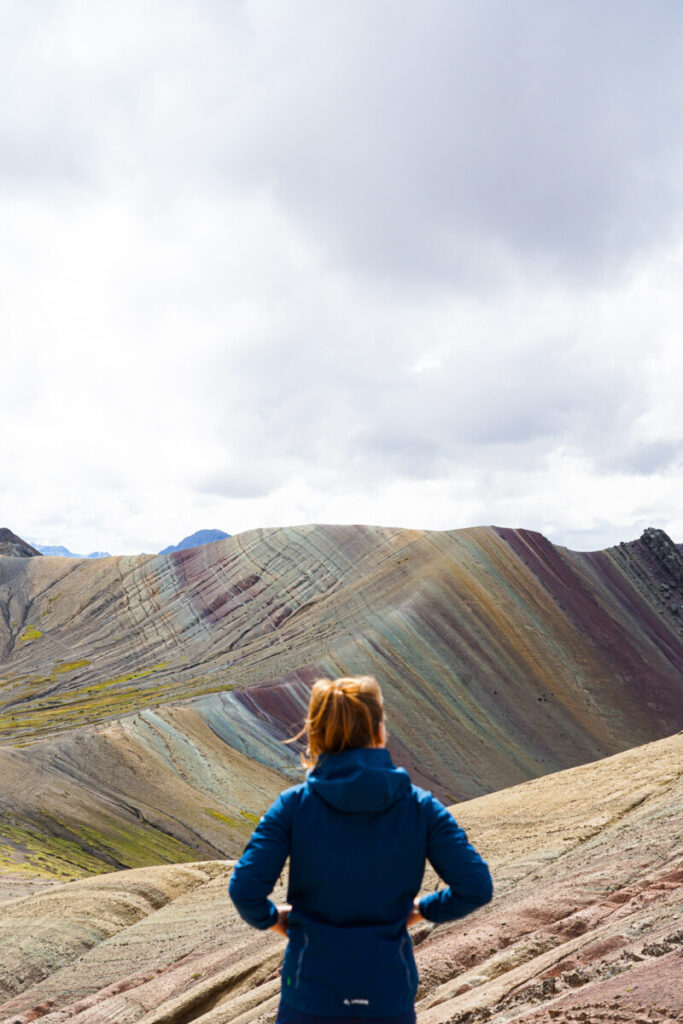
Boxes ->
[1,732,680,1024]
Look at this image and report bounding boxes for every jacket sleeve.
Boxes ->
[418,795,493,924]
[228,791,292,929]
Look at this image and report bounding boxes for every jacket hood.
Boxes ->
[307,747,411,813]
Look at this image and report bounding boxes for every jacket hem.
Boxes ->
[280,990,417,1019]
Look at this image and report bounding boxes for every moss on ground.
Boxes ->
[0,813,199,880]
[53,659,92,674]
[240,810,260,824]
[0,674,236,743]
[204,807,260,829]
[0,822,114,878]
[204,808,241,827]
[69,819,199,870]
[19,625,43,642]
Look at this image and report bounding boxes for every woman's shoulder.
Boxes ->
[405,782,453,818]
[264,780,308,817]
[281,780,308,803]
[265,772,449,821]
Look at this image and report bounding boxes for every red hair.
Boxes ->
[295,676,384,768]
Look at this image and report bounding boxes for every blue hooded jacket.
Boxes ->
[228,748,492,1018]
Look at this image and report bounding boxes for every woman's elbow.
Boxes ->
[474,866,493,907]
[228,871,275,930]
[228,869,239,899]
[228,868,249,915]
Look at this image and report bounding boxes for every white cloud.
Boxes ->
[1,1,682,554]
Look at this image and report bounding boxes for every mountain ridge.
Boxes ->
[0,528,41,558]
[0,523,681,883]
[1,524,680,753]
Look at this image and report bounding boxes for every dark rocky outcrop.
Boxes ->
[0,528,41,558]
[640,526,683,589]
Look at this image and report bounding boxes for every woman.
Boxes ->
[229,676,492,1024]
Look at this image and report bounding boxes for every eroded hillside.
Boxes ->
[1,733,680,1024]
[1,525,681,879]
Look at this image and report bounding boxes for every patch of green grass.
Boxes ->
[0,811,200,879]
[70,819,199,870]
[44,663,170,703]
[0,671,237,743]
[204,808,241,827]
[102,663,169,686]
[53,659,92,674]
[19,625,43,642]
[204,807,260,829]
[240,810,260,824]
[0,821,111,878]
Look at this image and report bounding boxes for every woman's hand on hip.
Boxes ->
[270,903,291,937]
[406,900,424,928]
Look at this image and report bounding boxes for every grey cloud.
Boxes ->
[345,434,442,482]
[213,1,683,284]
[549,522,641,552]
[197,319,650,494]
[348,341,636,464]
[3,0,682,556]
[197,466,282,500]
[0,131,90,188]
[600,440,683,476]
[5,2,683,285]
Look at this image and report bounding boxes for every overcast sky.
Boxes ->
[2,0,682,555]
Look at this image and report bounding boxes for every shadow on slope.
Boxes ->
[0,696,301,880]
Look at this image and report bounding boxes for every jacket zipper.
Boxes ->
[295,931,309,988]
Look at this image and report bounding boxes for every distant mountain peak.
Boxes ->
[160,529,231,555]
[33,544,111,559]
[0,529,42,558]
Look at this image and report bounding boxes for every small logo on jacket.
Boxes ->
[343,999,370,1006]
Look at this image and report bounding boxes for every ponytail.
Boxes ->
[291,676,384,768]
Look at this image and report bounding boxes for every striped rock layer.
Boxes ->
[0,524,681,878]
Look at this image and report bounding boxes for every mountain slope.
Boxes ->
[1,525,680,774]
[1,732,680,1024]
[0,529,41,558]
[0,523,681,883]
[0,697,296,880]
[0,524,679,757]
